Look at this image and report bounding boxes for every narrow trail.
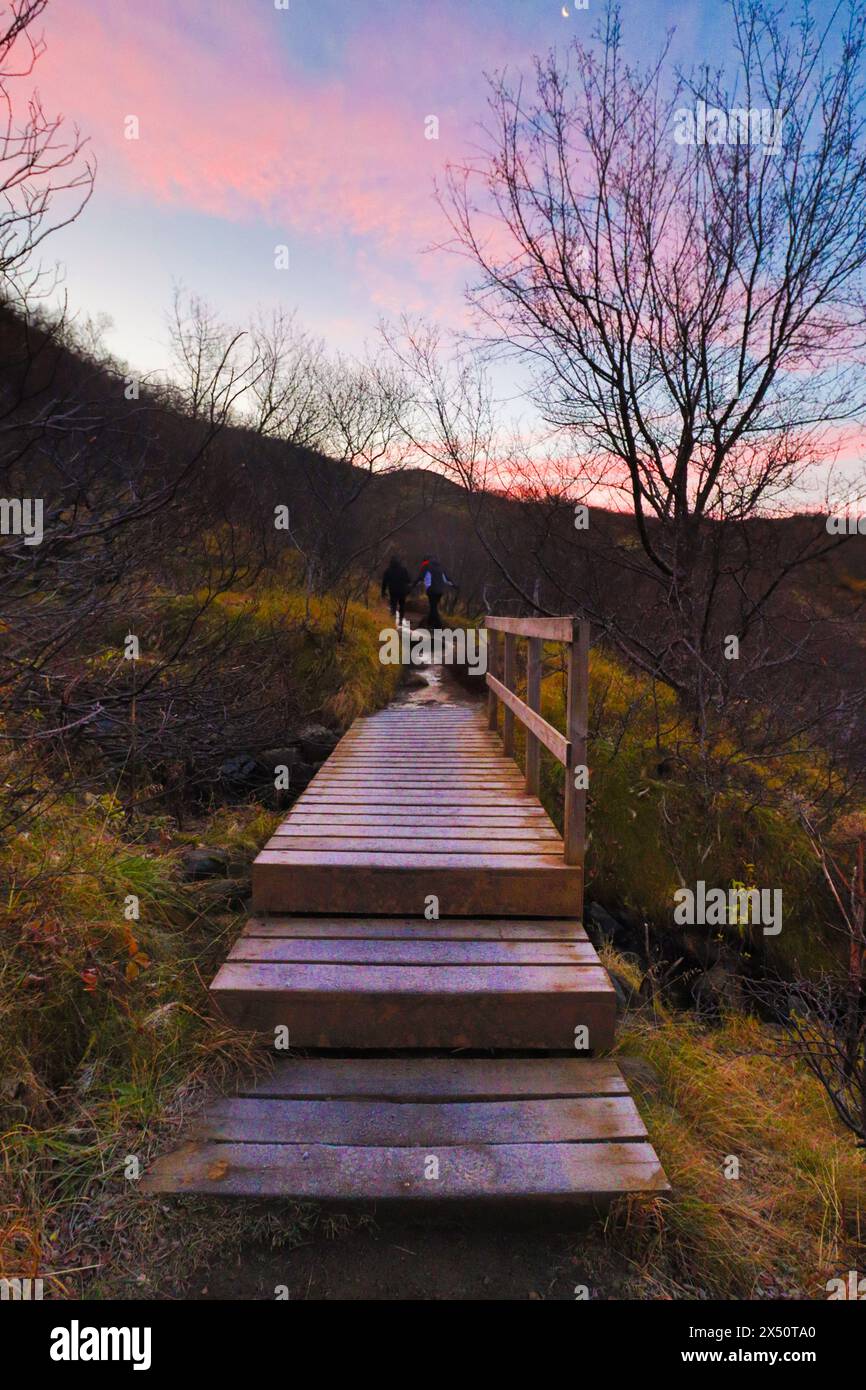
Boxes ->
[146,624,664,1297]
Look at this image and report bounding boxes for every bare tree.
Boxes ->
[247,306,328,447]
[438,0,866,729]
[0,0,94,301]
[167,288,263,426]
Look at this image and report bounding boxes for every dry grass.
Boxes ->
[599,960,866,1299]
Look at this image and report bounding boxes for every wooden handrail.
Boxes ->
[485,674,570,766]
[485,615,575,641]
[483,615,589,873]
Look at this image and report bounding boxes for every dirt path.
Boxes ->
[177,1214,619,1301]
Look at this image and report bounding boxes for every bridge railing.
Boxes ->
[483,616,589,868]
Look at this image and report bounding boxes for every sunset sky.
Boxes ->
[36,0,715,377]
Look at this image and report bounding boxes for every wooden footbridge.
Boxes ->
[144,618,667,1206]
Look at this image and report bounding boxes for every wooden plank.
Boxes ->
[254,849,563,869]
[284,811,556,817]
[195,1095,647,1146]
[227,938,597,965]
[282,810,552,823]
[238,1057,623,1099]
[502,631,517,756]
[210,960,612,1048]
[212,960,608,992]
[485,615,576,641]
[488,628,500,731]
[311,775,525,787]
[526,635,542,796]
[268,826,562,842]
[142,1140,669,1201]
[327,756,508,765]
[241,918,588,941]
[251,860,582,916]
[265,836,562,855]
[295,790,536,804]
[343,741,497,750]
[485,674,570,767]
[564,618,589,870]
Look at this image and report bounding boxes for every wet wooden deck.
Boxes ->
[250,702,582,917]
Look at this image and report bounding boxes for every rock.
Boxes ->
[186,877,250,909]
[290,762,319,787]
[182,847,229,881]
[693,961,744,1015]
[257,747,301,774]
[608,968,638,1013]
[218,754,260,789]
[585,901,637,949]
[298,723,339,762]
[682,930,728,969]
[584,901,620,941]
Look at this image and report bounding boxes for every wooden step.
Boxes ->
[209,915,615,1049]
[253,704,581,916]
[141,1058,669,1205]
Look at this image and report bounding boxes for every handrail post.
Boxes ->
[487,628,499,731]
[525,636,542,796]
[563,620,589,876]
[502,632,517,756]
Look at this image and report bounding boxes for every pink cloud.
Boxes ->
[33,0,473,263]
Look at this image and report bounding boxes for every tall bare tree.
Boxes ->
[438,0,866,730]
[0,0,94,302]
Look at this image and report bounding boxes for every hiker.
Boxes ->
[412,555,457,629]
[381,554,411,624]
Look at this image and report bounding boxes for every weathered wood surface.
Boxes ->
[251,702,581,916]
[235,1056,626,1099]
[209,958,615,1049]
[144,675,668,1207]
[484,615,577,642]
[142,1139,668,1203]
[142,1058,669,1203]
[485,673,570,766]
[240,915,589,939]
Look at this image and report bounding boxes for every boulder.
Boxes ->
[584,901,638,950]
[584,901,620,941]
[290,762,319,788]
[298,723,339,762]
[693,960,745,1015]
[256,747,301,774]
[186,877,250,909]
[218,754,260,790]
[182,847,229,881]
[608,969,633,1013]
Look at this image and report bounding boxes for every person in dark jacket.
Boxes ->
[412,555,456,629]
[381,555,411,624]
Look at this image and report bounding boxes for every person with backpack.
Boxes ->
[381,554,411,624]
[412,555,457,628]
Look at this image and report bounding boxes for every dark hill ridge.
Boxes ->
[2,300,865,777]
